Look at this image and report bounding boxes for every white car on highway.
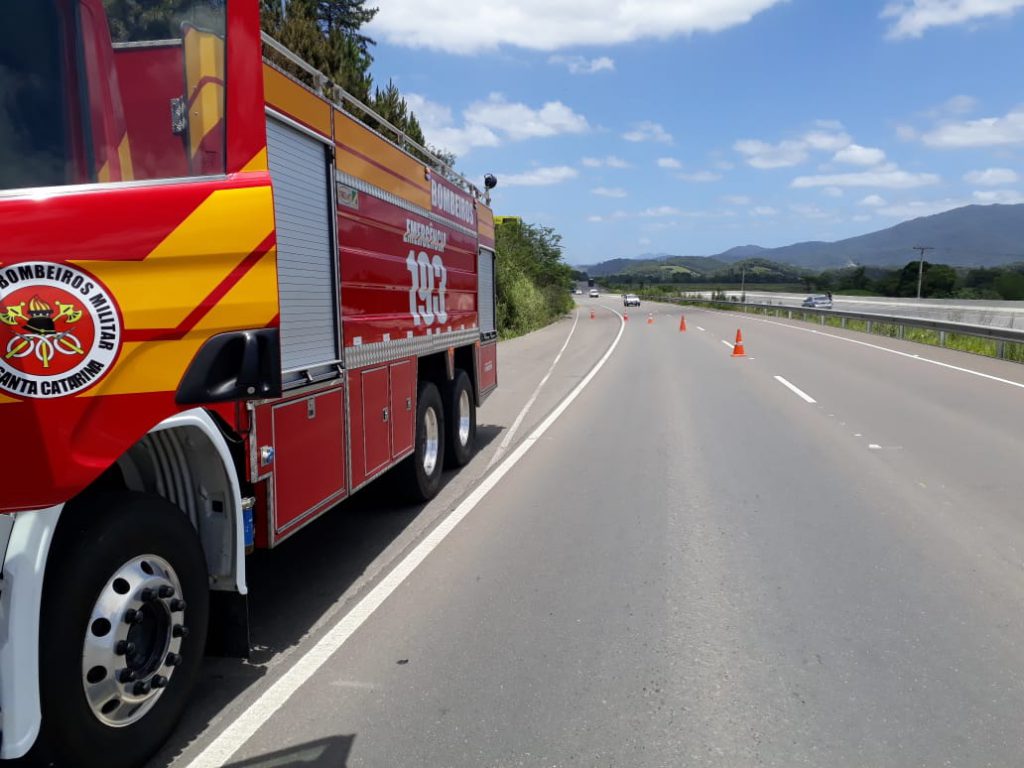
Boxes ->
[589,288,600,298]
[623,294,641,307]
[802,294,833,309]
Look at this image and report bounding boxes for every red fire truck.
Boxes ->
[0,2,498,765]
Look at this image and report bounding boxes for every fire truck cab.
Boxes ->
[0,2,498,766]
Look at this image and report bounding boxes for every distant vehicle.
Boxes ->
[802,294,833,309]
[574,288,583,295]
[589,288,600,298]
[624,294,641,307]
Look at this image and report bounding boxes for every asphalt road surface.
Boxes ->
[145,298,1024,767]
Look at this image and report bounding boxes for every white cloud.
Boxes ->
[973,188,1024,204]
[822,186,845,197]
[896,124,919,141]
[502,165,579,186]
[591,186,628,198]
[803,129,853,151]
[582,155,631,168]
[679,170,722,182]
[922,108,1024,147]
[640,205,682,217]
[964,167,1020,185]
[370,0,787,54]
[657,157,683,169]
[881,0,1024,39]
[735,124,851,169]
[639,237,652,245]
[623,121,673,144]
[723,195,752,205]
[587,214,605,222]
[734,139,808,169]
[407,92,587,156]
[790,203,830,219]
[859,194,888,206]
[940,94,978,116]
[852,214,872,222]
[549,54,615,74]
[750,206,777,216]
[791,164,940,189]
[833,144,887,166]
[466,93,589,140]
[877,198,966,217]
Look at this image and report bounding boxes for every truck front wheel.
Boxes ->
[35,492,209,768]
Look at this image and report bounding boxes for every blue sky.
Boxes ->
[364,1,1024,265]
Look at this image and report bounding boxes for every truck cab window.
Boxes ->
[0,0,227,193]
[0,2,71,190]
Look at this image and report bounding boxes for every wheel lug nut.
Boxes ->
[115,640,137,656]
[118,669,137,683]
[158,585,175,599]
[124,608,144,625]
[165,652,182,667]
[141,588,157,602]
[132,680,151,696]
[151,675,168,689]
[169,599,186,613]
[172,625,189,639]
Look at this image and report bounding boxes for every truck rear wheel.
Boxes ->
[445,370,476,468]
[35,492,209,768]
[403,381,446,502]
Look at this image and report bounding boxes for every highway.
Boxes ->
[148,299,1024,767]
[714,290,1024,328]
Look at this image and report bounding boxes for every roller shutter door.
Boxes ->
[478,247,496,335]
[267,118,338,377]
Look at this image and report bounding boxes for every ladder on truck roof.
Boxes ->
[261,33,488,204]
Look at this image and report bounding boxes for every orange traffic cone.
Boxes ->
[732,329,746,357]
[624,312,629,322]
[647,313,654,325]
[679,314,687,332]
[590,309,595,320]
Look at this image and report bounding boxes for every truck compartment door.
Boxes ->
[389,359,415,459]
[270,387,346,536]
[360,366,391,478]
[266,116,340,388]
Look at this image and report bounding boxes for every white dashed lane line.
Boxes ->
[774,375,817,404]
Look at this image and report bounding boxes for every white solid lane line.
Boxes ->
[721,339,734,348]
[183,311,629,768]
[696,326,706,331]
[487,309,580,469]
[774,375,817,404]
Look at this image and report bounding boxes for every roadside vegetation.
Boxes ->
[597,258,1024,301]
[496,219,574,339]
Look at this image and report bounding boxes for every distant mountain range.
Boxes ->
[584,204,1024,275]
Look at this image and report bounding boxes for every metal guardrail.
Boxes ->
[260,33,485,202]
[673,298,1024,360]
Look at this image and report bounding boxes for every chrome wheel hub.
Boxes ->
[423,405,440,475]
[457,390,471,447]
[81,555,187,727]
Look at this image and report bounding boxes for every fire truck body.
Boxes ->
[0,2,497,764]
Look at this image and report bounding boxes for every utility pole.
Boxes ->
[913,245,934,300]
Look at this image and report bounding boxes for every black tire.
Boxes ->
[401,381,446,502]
[34,492,209,768]
[444,370,477,468]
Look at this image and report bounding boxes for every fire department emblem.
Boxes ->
[0,262,122,399]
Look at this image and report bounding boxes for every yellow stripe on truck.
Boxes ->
[74,186,275,330]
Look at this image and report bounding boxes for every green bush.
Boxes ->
[495,219,574,339]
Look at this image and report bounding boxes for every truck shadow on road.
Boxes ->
[148,427,502,767]
[222,734,355,767]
